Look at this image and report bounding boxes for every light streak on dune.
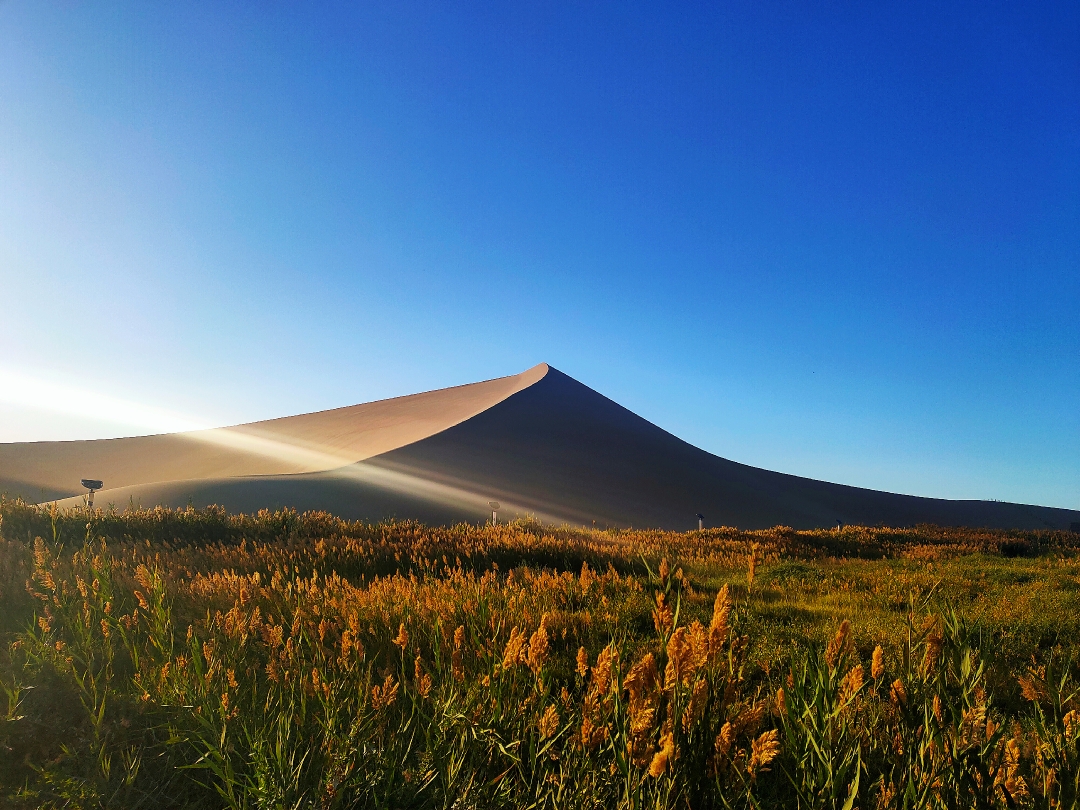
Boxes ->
[177,427,563,522]
[0,366,560,521]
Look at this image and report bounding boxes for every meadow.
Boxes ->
[1,497,1078,809]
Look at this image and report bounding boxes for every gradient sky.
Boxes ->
[1,1,1077,509]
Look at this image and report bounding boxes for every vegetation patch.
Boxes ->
[1,498,1078,808]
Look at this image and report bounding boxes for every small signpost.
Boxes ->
[81,479,103,510]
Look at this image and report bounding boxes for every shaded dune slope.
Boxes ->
[356,367,1079,530]
[2,364,1076,530]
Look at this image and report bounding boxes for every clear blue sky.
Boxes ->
[1,1,1077,509]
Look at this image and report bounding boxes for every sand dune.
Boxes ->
[2,363,1077,530]
[0,364,545,503]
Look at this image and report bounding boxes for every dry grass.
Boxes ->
[1,497,1078,808]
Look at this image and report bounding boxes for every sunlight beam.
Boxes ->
[2,367,567,523]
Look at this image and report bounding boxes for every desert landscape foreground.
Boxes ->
[1,500,1079,808]
[2,363,1078,531]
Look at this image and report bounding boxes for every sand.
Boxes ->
[2,363,1077,531]
[0,364,546,503]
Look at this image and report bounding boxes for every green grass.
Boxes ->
[1,497,1078,809]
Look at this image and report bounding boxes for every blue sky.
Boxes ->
[1,1,1077,508]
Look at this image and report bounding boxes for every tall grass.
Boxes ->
[1,498,1078,808]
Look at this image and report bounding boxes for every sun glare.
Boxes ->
[0,366,210,438]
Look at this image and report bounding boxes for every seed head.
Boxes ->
[652,591,673,637]
[591,644,614,696]
[502,626,527,670]
[665,626,692,687]
[715,721,734,759]
[371,674,399,711]
[539,705,559,739]
[623,652,657,705]
[871,645,885,680]
[576,646,589,679]
[997,735,1028,798]
[527,615,550,676]
[1018,674,1047,704]
[451,625,465,683]
[749,729,780,777]
[840,665,864,704]
[709,585,732,656]
[415,656,433,699]
[648,732,674,778]
[1062,709,1077,739]
[580,715,607,749]
[890,678,907,707]
[825,620,852,670]
[682,678,708,732]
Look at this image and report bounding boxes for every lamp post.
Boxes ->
[488,501,500,526]
[81,479,103,510]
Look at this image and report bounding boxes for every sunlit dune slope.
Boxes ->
[2,364,1077,530]
[0,364,546,502]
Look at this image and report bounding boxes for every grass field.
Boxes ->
[1,497,1079,808]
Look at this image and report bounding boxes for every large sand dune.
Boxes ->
[2,363,1077,530]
